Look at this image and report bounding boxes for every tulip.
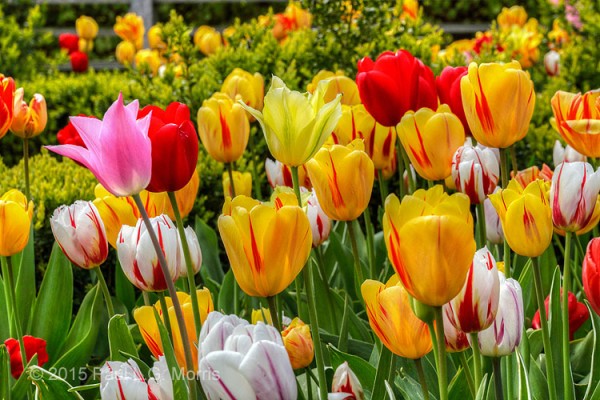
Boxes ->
[553,140,586,167]
[100,359,155,399]
[583,238,600,315]
[76,16,99,41]
[134,49,162,76]
[197,92,250,163]
[117,215,180,292]
[265,158,311,189]
[283,2,312,29]
[50,201,108,269]
[398,104,465,181]
[550,161,600,232]
[222,171,252,198]
[489,179,554,257]
[545,50,560,76]
[484,191,504,244]
[460,61,535,148]
[400,0,419,20]
[4,336,48,379]
[497,6,528,29]
[78,38,93,53]
[442,303,470,352]
[10,88,47,139]
[436,65,470,134]
[164,169,200,220]
[221,68,265,112]
[252,307,273,325]
[551,89,600,157]
[175,226,202,277]
[116,41,136,65]
[0,190,33,257]
[147,356,174,400]
[306,190,331,247]
[194,26,224,56]
[240,76,342,167]
[139,102,199,193]
[58,33,79,54]
[282,318,314,369]
[330,362,365,400]
[47,93,152,197]
[199,311,250,357]
[114,12,144,49]
[0,74,15,139]
[218,196,312,297]
[473,275,524,357]
[362,276,433,358]
[148,25,167,51]
[307,70,360,106]
[451,138,499,204]
[448,247,500,333]
[356,49,437,127]
[383,186,476,306]
[512,164,553,188]
[532,291,588,340]
[69,51,89,73]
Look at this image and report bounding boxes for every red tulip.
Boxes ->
[436,66,470,135]
[583,238,600,315]
[58,33,79,54]
[139,102,199,193]
[531,291,588,340]
[57,115,98,148]
[0,74,15,139]
[70,51,89,73]
[356,50,437,127]
[4,336,49,378]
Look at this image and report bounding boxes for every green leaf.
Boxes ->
[0,275,9,342]
[528,355,549,400]
[395,371,428,400]
[329,344,376,394]
[217,269,235,314]
[516,350,532,400]
[329,290,372,343]
[517,259,535,318]
[11,354,39,399]
[319,334,373,361]
[108,314,139,362]
[475,374,490,400]
[0,345,10,400]
[30,243,73,363]
[27,366,84,399]
[13,226,35,333]
[326,231,356,298]
[195,217,224,283]
[115,259,136,312]
[449,361,471,400]
[154,308,189,399]
[583,301,600,400]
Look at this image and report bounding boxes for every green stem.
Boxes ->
[532,257,558,400]
[562,231,574,400]
[372,345,393,400]
[401,149,415,194]
[470,332,482,392]
[132,194,196,400]
[395,132,406,199]
[415,358,431,400]
[167,191,202,337]
[509,146,518,176]
[433,307,449,400]
[505,353,514,400]
[363,207,376,279]
[458,351,476,399]
[305,367,313,400]
[492,357,504,400]
[377,170,388,206]
[476,202,487,249]
[94,266,115,318]
[500,148,511,278]
[23,138,30,200]
[142,291,151,306]
[267,296,282,332]
[227,162,236,197]
[426,321,440,378]
[2,257,27,373]
[346,220,365,290]
[158,291,174,343]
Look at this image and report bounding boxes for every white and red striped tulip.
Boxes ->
[442,302,470,353]
[484,189,504,244]
[147,356,174,400]
[329,361,365,400]
[553,140,586,167]
[544,50,560,77]
[306,190,331,247]
[451,138,500,204]
[176,226,202,277]
[100,359,155,400]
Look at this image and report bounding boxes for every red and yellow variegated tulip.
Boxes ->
[583,238,600,315]
[282,318,314,369]
[114,13,144,49]
[551,90,600,157]
[512,164,553,188]
[0,74,15,139]
[307,70,360,106]
[10,88,47,138]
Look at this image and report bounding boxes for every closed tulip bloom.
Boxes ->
[307,70,360,106]
[473,275,524,357]
[70,51,89,73]
[47,93,152,197]
[497,5,528,29]
[222,171,252,198]
[4,336,49,379]
[490,179,554,257]
[0,190,33,257]
[532,291,588,340]
[134,49,162,76]
[147,25,167,52]
[240,76,342,167]
[512,164,553,188]
[362,276,433,359]
[221,68,265,112]
[10,88,47,138]
[442,303,470,352]
[0,74,15,139]
[553,140,586,167]
[398,104,465,181]
[551,161,600,232]
[197,92,250,163]
[218,196,312,297]
[194,26,224,56]
[265,158,311,189]
[176,226,202,277]
[583,238,600,315]
[484,191,504,244]
[545,50,560,76]
[452,138,500,204]
[356,50,437,127]
[100,359,157,399]
[383,186,476,306]
[306,190,331,247]
[551,90,600,157]
[116,41,136,65]
[58,33,79,54]
[76,15,99,40]
[117,215,180,292]
[460,61,535,148]
[282,318,314,369]
[436,66,469,134]
[199,311,250,357]
[50,201,108,269]
[114,13,144,49]
[448,247,500,333]
[331,362,365,400]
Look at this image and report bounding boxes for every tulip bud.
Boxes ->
[58,33,79,54]
[306,190,331,247]
[544,50,560,76]
[265,158,311,189]
[194,26,224,56]
[221,68,265,112]
[100,359,152,398]
[553,140,586,167]
[176,226,202,277]
[532,290,588,340]
[442,303,470,352]
[282,318,314,369]
[135,49,162,76]
[584,238,600,316]
[70,51,89,73]
[50,201,108,269]
[0,190,33,257]
[10,88,47,138]
[0,74,15,139]
[331,362,365,400]
[114,13,144,50]
[4,336,48,379]
[222,171,252,198]
[76,15,99,41]
[116,41,136,65]
[484,191,504,244]
[148,25,167,51]
[451,139,500,204]
[512,164,553,188]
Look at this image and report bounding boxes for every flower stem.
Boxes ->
[132,194,196,400]
[532,256,558,400]
[433,307,449,400]
[395,135,406,199]
[158,291,174,343]
[2,256,27,372]
[94,266,115,318]
[562,231,574,400]
[493,357,504,400]
[305,367,313,400]
[415,358,430,400]
[363,207,376,279]
[23,138,30,200]
[400,146,416,193]
[267,296,282,332]
[458,351,476,399]
[167,191,202,337]
[346,220,365,289]
[377,170,388,206]
[470,332,482,391]
[227,162,236,197]
[509,146,518,176]
[476,202,487,249]
[499,148,511,278]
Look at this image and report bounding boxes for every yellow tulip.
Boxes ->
[221,68,265,113]
[10,88,47,139]
[383,186,476,306]
[164,169,200,220]
[134,49,162,76]
[460,61,535,149]
[0,190,33,257]
[333,104,397,170]
[239,76,342,167]
[222,171,252,199]
[134,289,213,369]
[193,26,223,56]
[497,6,528,30]
[218,196,312,297]
[551,90,600,157]
[397,104,464,181]
[282,318,314,369]
[148,25,166,52]
[78,38,93,53]
[488,179,553,257]
[251,308,273,325]
[306,140,374,221]
[362,276,432,359]
[307,70,360,106]
[114,12,144,50]
[116,41,136,65]
[76,15,99,41]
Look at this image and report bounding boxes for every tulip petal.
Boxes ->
[199,351,257,400]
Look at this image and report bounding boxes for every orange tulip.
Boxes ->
[551,90,600,157]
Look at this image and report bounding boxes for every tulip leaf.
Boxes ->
[27,366,84,399]
[516,350,532,400]
[30,243,73,363]
[395,370,429,400]
[448,362,471,400]
[583,301,600,400]
[0,275,9,342]
[11,354,39,399]
[326,231,356,297]
[114,259,136,312]
[329,290,372,343]
[528,355,549,400]
[310,258,337,334]
[385,381,398,400]
[526,329,543,362]
[329,344,376,394]
[195,217,224,283]
[0,345,10,400]
[475,374,490,400]
[217,269,235,314]
[108,314,138,362]
[13,226,35,333]
[153,307,189,399]
[517,259,536,317]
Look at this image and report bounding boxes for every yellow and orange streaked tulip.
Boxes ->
[147,25,167,52]
[218,196,312,298]
[116,41,136,65]
[333,104,397,170]
[306,70,360,106]
[197,92,250,163]
[10,88,47,139]
[164,169,199,220]
[222,171,252,199]
[551,90,600,157]
[383,186,476,306]
[362,276,432,359]
[194,26,224,56]
[221,68,265,113]
[134,49,162,76]
[0,74,15,139]
[488,179,553,257]
[497,6,528,30]
[512,164,553,188]
[282,318,314,369]
[284,2,312,29]
[134,289,213,369]
[76,15,99,41]
[0,190,33,257]
[460,61,535,149]
[397,104,465,181]
[400,0,419,21]
[305,140,374,221]
[114,12,144,50]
